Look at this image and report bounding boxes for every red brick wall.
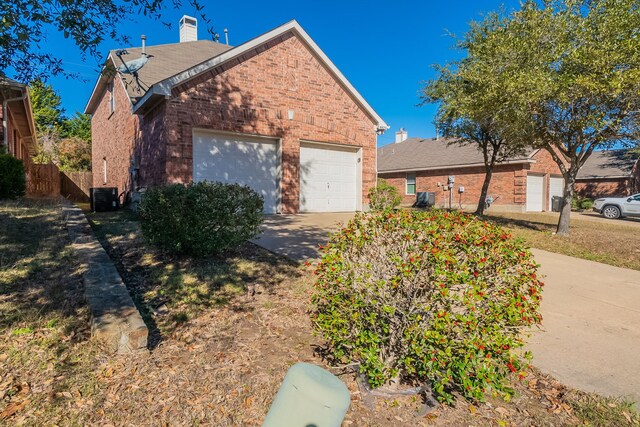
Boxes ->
[161,32,377,213]
[91,78,138,194]
[378,149,565,212]
[575,178,632,198]
[379,163,526,211]
[135,101,167,189]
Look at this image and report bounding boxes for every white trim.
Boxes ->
[299,139,362,151]
[576,175,632,180]
[379,159,534,174]
[131,20,387,129]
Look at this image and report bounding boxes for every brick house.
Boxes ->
[84,18,388,213]
[575,150,640,198]
[0,77,37,164]
[377,131,565,212]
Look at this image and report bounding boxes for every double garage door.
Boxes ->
[526,175,564,212]
[192,132,359,214]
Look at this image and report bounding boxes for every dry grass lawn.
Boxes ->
[1,201,638,426]
[483,211,640,271]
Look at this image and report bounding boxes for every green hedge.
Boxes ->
[138,182,264,256]
[0,153,26,199]
[368,178,402,212]
[312,209,543,403]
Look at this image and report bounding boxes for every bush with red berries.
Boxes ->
[311,209,543,403]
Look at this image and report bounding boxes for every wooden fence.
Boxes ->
[60,171,92,202]
[26,163,61,197]
[25,162,92,202]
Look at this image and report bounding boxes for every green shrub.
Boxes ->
[138,181,264,256]
[0,153,26,199]
[311,209,543,403]
[579,198,594,210]
[368,178,402,212]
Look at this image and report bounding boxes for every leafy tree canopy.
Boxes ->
[1,0,216,82]
[507,0,639,234]
[422,11,531,214]
[29,79,64,132]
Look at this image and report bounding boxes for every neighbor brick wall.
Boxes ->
[379,163,526,210]
[575,178,632,198]
[91,77,138,195]
[159,31,377,213]
[379,148,565,211]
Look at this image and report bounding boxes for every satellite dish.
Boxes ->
[115,49,154,77]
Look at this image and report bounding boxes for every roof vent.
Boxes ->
[179,15,197,43]
[395,128,408,143]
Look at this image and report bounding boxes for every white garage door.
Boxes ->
[192,132,279,214]
[549,176,564,209]
[526,175,544,212]
[300,143,358,212]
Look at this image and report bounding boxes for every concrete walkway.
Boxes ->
[528,249,640,405]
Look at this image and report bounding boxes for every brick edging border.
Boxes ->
[62,203,148,354]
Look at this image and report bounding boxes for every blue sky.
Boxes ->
[42,0,523,146]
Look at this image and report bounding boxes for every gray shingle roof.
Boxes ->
[577,150,639,179]
[110,40,233,103]
[377,137,534,172]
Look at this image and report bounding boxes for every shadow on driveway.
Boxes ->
[252,213,355,261]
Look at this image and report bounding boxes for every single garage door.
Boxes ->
[549,176,564,209]
[526,175,544,212]
[299,143,358,212]
[192,132,279,214]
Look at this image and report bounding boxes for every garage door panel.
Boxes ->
[193,133,278,214]
[526,175,544,212]
[300,144,358,213]
[549,177,564,208]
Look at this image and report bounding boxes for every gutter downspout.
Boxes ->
[2,91,27,153]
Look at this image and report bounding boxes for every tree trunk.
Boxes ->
[475,166,493,215]
[556,172,577,236]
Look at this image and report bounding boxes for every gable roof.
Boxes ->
[377,137,536,173]
[84,20,388,130]
[576,150,639,179]
[115,40,233,102]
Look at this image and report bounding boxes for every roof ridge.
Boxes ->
[109,39,229,53]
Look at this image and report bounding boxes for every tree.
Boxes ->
[422,13,529,215]
[56,136,91,171]
[58,112,92,171]
[60,112,91,142]
[1,0,217,83]
[496,0,640,235]
[29,79,64,163]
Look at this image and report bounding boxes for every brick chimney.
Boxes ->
[179,15,198,42]
[395,128,408,143]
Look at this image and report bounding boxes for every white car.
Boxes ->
[593,193,640,219]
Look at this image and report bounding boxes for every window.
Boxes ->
[109,80,115,113]
[103,157,108,184]
[406,173,416,195]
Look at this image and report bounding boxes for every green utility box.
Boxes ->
[262,362,351,427]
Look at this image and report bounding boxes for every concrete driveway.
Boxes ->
[255,214,640,404]
[527,249,640,405]
[253,213,354,261]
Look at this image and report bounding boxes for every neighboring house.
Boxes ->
[84,17,388,213]
[377,130,564,212]
[575,150,640,199]
[0,77,37,163]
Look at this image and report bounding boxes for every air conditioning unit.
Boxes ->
[415,192,436,208]
[90,187,119,212]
